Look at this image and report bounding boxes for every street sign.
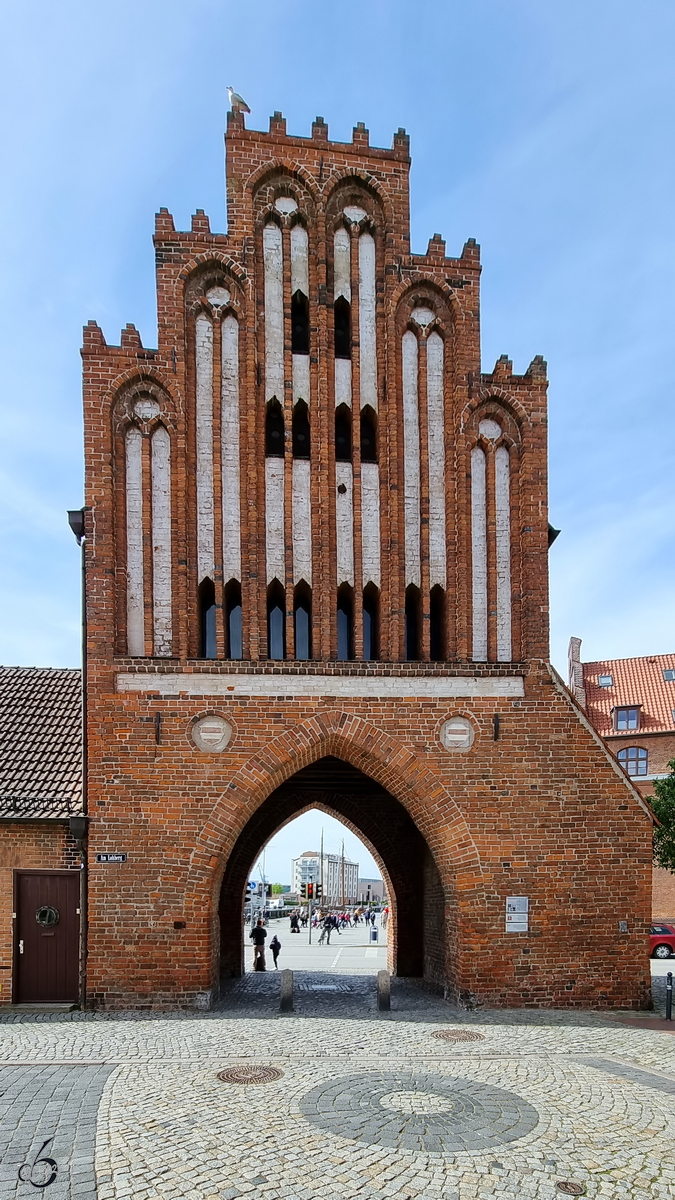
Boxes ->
[95,853,127,864]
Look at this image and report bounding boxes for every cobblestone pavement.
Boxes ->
[2,975,675,1198]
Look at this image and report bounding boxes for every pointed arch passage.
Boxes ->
[218,757,445,982]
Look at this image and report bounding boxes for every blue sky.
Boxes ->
[1,0,674,679]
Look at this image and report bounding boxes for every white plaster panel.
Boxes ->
[292,458,312,585]
[151,426,172,657]
[335,461,354,586]
[358,231,377,411]
[265,456,285,584]
[411,307,435,328]
[333,227,351,301]
[495,444,512,662]
[195,314,214,583]
[426,332,447,589]
[471,446,488,662]
[479,418,501,440]
[263,223,284,402]
[334,357,352,408]
[402,330,421,588]
[117,672,525,699]
[361,461,381,588]
[290,224,309,297]
[125,426,145,656]
[221,314,241,582]
[275,196,297,214]
[292,354,310,404]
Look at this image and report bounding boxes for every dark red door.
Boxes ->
[15,872,80,1003]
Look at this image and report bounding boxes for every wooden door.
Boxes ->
[15,872,80,1003]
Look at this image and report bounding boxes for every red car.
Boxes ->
[651,923,675,958]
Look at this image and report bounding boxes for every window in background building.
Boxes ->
[598,674,613,687]
[614,706,640,731]
[618,746,648,777]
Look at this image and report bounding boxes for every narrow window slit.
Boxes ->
[198,578,217,659]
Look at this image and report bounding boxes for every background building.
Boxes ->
[292,850,359,904]
[358,878,386,903]
[569,638,675,918]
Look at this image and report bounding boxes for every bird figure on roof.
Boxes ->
[227,86,251,114]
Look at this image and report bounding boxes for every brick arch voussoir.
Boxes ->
[187,711,482,907]
[321,168,394,229]
[460,387,530,433]
[102,368,183,423]
[176,254,250,304]
[245,158,320,202]
[390,274,465,327]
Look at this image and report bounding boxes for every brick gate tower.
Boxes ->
[81,107,652,1009]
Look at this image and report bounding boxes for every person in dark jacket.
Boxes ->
[249,919,267,970]
[269,934,281,969]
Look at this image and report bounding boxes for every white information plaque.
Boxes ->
[505,896,529,932]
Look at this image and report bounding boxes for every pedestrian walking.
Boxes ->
[249,919,267,971]
[318,914,332,945]
[269,933,281,969]
[290,911,300,933]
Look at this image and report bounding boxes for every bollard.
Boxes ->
[666,971,673,1021]
[280,968,294,1013]
[377,969,390,1012]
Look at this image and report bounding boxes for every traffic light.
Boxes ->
[265,884,272,898]
[307,883,314,899]
[300,883,307,899]
[315,884,322,900]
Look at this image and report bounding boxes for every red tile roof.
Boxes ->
[581,653,675,737]
[0,666,82,817]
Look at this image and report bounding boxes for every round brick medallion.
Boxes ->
[432,1029,485,1042]
[217,1065,283,1085]
[440,717,475,752]
[191,715,232,753]
[300,1070,539,1152]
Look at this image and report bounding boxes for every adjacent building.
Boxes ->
[568,639,675,918]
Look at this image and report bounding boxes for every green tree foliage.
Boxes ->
[653,759,675,871]
[271,883,285,894]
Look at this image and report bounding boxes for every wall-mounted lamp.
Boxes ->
[68,508,86,545]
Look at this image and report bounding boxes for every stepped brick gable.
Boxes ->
[79,110,652,1009]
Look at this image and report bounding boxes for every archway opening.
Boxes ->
[218,756,445,984]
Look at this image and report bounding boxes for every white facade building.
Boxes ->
[291,850,359,905]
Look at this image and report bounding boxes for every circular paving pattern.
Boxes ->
[432,1029,485,1042]
[300,1070,539,1153]
[217,1065,283,1085]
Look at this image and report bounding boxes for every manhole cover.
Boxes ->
[556,1184,586,1196]
[217,1065,283,1085]
[432,1029,485,1042]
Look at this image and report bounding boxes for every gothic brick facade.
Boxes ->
[79,109,653,1009]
